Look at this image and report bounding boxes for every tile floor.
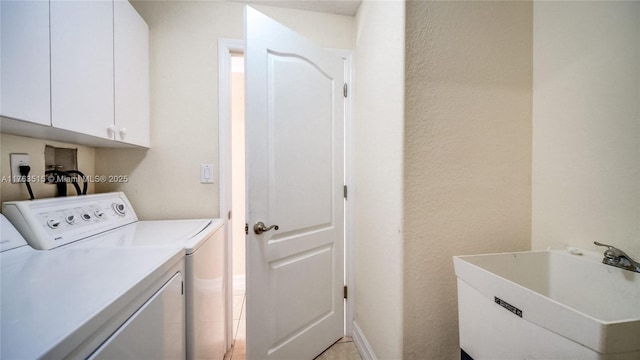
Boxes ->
[225,288,361,360]
[315,337,361,360]
[226,288,247,360]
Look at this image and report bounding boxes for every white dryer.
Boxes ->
[3,192,227,360]
[0,214,185,359]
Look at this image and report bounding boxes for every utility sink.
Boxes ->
[454,249,640,359]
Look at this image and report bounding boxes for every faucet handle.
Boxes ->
[594,241,640,273]
[594,241,626,259]
[594,241,614,249]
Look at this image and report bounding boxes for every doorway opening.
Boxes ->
[219,38,354,359]
[229,53,246,358]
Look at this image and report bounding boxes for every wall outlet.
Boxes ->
[10,153,30,183]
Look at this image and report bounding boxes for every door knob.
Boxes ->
[254,221,279,234]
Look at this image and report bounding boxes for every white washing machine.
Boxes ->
[0,214,185,359]
[3,192,227,360]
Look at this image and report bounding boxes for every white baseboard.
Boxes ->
[352,321,378,360]
[232,274,245,294]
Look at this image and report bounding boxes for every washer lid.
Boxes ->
[1,214,30,252]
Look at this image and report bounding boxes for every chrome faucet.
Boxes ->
[594,242,640,274]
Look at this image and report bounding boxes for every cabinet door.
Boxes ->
[50,0,114,140]
[114,0,150,147]
[0,0,51,125]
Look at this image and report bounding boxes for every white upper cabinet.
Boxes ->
[114,0,150,147]
[50,0,115,141]
[1,0,149,148]
[0,0,51,126]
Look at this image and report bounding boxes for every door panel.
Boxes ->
[269,53,334,236]
[270,245,333,346]
[245,6,345,359]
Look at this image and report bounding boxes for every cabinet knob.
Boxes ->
[120,127,127,136]
[107,125,117,135]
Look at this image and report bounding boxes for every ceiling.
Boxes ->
[234,0,362,17]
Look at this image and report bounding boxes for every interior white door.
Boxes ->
[245,7,345,360]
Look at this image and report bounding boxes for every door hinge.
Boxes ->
[343,185,348,199]
[245,223,249,235]
[343,83,348,98]
[228,210,232,220]
[181,281,184,295]
[344,285,348,299]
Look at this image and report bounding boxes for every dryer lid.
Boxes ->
[70,219,221,255]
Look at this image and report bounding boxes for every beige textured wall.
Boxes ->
[250,4,355,50]
[353,0,404,358]
[532,1,640,259]
[404,1,532,358]
[1,134,96,204]
[95,1,355,220]
[95,0,236,220]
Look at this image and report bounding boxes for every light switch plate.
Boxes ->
[201,164,214,184]
[10,153,30,183]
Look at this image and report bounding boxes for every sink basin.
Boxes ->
[454,249,640,359]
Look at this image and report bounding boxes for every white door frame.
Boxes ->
[218,38,244,352]
[217,38,355,350]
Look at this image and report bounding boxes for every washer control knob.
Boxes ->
[65,215,76,225]
[112,203,126,216]
[47,219,61,229]
[94,210,105,218]
[82,213,92,221]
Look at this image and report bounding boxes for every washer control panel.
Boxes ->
[2,192,137,250]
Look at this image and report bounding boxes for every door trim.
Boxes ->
[217,38,354,343]
[328,48,355,336]
[218,37,244,353]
